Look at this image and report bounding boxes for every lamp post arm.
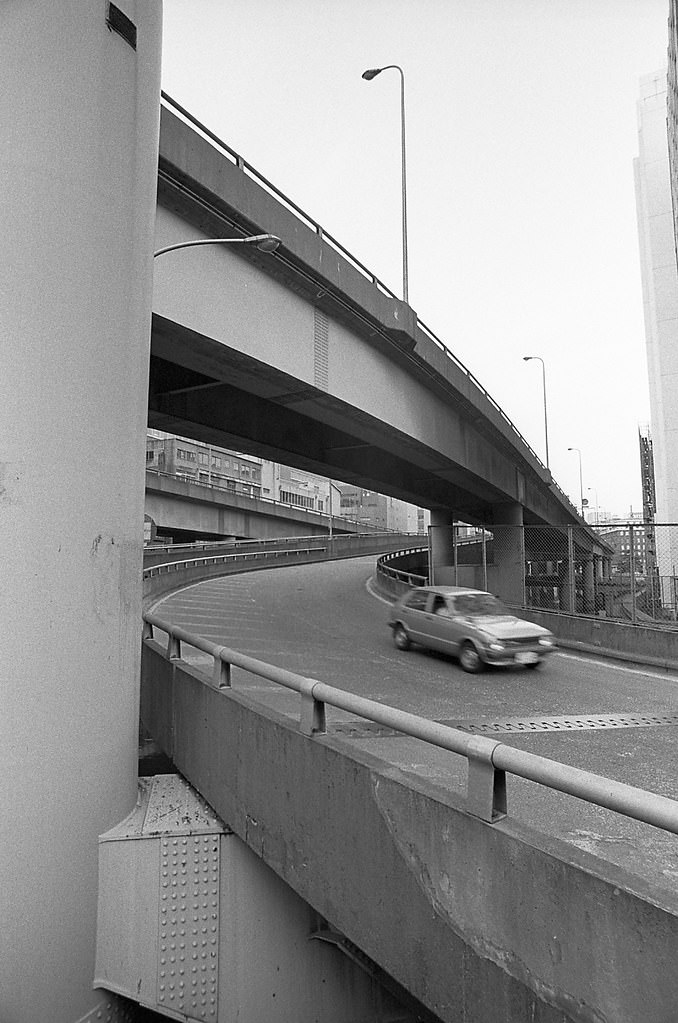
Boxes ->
[153,234,280,258]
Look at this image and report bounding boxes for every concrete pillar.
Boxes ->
[429,508,455,584]
[490,502,525,604]
[0,5,162,1022]
[582,558,596,614]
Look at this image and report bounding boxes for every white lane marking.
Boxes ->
[554,649,678,683]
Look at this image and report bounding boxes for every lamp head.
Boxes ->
[248,233,281,252]
[362,68,382,80]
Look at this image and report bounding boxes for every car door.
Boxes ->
[399,587,433,646]
[441,596,467,654]
[422,594,457,654]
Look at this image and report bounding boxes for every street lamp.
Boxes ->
[522,355,550,470]
[154,233,281,258]
[362,64,409,305]
[567,447,584,516]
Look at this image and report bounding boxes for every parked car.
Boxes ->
[388,585,555,673]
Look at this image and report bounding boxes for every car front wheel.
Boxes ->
[393,624,411,651]
[459,641,483,673]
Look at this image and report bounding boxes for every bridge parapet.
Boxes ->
[140,616,678,1023]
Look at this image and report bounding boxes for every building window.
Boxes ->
[199,452,209,465]
[146,450,154,461]
[280,489,315,509]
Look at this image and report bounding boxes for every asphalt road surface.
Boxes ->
[153,555,678,895]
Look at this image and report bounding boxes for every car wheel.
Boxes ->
[525,660,541,670]
[393,624,411,651]
[459,641,483,673]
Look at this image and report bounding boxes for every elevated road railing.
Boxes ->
[143,531,423,605]
[142,609,678,834]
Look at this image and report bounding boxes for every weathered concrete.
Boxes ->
[141,641,678,1023]
[0,5,162,1021]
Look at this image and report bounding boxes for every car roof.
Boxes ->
[411,586,489,597]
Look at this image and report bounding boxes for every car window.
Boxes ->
[403,588,430,611]
[453,594,509,616]
[431,595,451,616]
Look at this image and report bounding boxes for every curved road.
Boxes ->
[153,555,678,894]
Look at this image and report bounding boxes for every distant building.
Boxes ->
[337,485,427,533]
[260,462,331,513]
[146,431,262,498]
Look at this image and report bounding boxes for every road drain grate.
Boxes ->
[332,713,678,739]
[444,713,678,734]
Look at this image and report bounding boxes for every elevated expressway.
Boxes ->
[151,98,586,559]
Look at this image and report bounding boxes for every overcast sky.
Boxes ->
[161,0,669,520]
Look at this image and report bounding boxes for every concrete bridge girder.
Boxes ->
[152,106,581,529]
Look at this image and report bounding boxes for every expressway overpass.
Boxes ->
[2,12,645,1023]
[144,467,377,541]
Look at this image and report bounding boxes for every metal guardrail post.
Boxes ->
[481,531,488,592]
[212,647,231,688]
[167,633,181,659]
[299,680,327,736]
[142,621,154,641]
[567,526,576,612]
[629,523,637,624]
[466,737,507,822]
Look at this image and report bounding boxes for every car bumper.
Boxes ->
[483,646,555,666]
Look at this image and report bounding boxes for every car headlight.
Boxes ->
[488,641,506,652]
[538,637,554,647]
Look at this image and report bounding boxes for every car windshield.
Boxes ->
[453,594,509,617]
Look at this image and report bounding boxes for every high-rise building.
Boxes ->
[634,69,678,585]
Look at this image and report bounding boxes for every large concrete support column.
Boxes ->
[0,5,162,1022]
[490,502,525,604]
[429,508,455,584]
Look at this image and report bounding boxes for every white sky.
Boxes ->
[161,0,669,520]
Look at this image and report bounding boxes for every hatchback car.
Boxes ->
[388,585,555,672]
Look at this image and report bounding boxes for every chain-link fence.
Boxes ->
[427,523,678,626]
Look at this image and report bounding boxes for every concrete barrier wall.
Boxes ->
[140,641,678,1023]
[143,534,421,608]
[507,606,678,673]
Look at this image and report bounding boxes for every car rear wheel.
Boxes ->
[459,641,483,673]
[525,660,541,670]
[393,624,411,651]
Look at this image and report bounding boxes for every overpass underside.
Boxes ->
[140,640,678,1023]
[148,318,505,521]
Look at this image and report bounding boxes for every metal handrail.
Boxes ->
[144,546,324,577]
[159,92,581,513]
[143,610,678,833]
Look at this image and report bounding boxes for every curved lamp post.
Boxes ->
[522,355,550,470]
[362,64,409,305]
[567,446,584,516]
[154,233,281,258]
